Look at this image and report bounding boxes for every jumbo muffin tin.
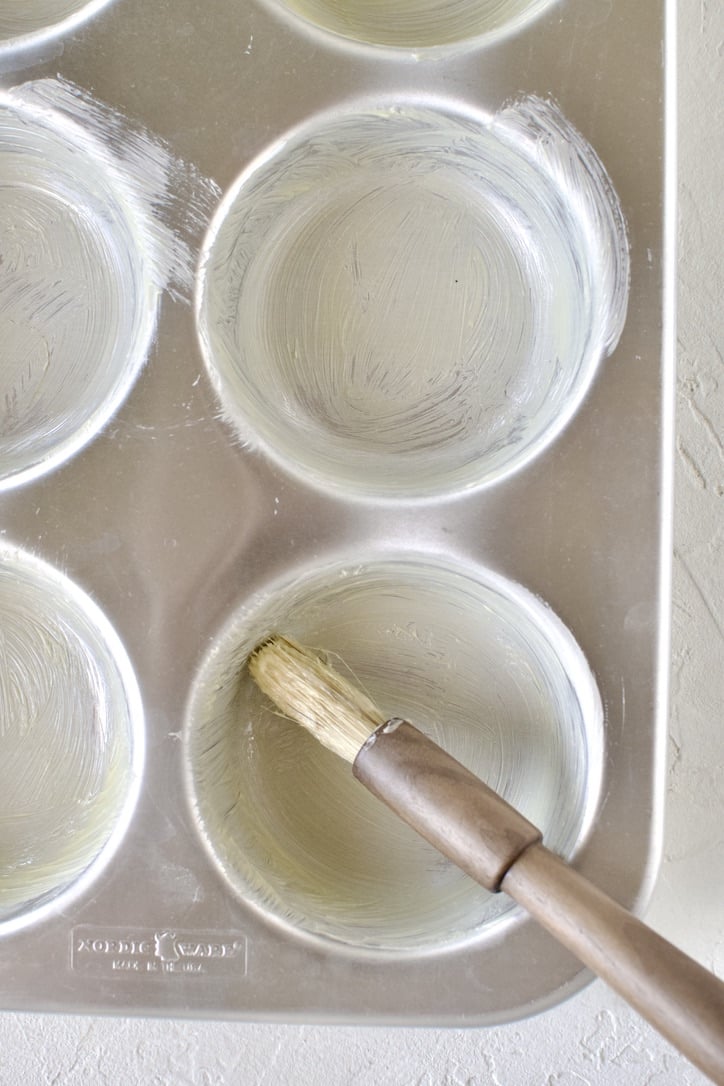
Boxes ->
[0,0,672,1022]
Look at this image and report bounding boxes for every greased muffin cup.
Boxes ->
[0,546,144,935]
[259,0,557,53]
[0,91,160,491]
[185,554,603,952]
[197,99,627,502]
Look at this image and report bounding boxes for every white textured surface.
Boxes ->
[0,1,721,1083]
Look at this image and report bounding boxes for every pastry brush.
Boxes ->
[249,634,724,1085]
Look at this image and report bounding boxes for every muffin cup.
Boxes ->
[0,546,144,935]
[197,98,628,502]
[260,0,557,54]
[184,554,603,952]
[0,92,159,491]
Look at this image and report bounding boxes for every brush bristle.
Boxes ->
[248,635,386,764]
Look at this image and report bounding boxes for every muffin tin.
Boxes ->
[0,0,672,1023]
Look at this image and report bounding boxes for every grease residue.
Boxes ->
[198,98,629,501]
[270,0,555,51]
[0,546,143,930]
[184,556,603,951]
[0,78,219,491]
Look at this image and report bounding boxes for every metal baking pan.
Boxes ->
[0,0,672,1023]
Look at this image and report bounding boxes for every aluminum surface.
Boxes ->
[0,0,672,1023]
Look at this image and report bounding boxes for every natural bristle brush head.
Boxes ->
[249,635,385,764]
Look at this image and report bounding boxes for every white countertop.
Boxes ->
[1,1,722,1082]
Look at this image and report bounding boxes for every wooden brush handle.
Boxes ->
[502,844,724,1084]
[354,721,724,1085]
